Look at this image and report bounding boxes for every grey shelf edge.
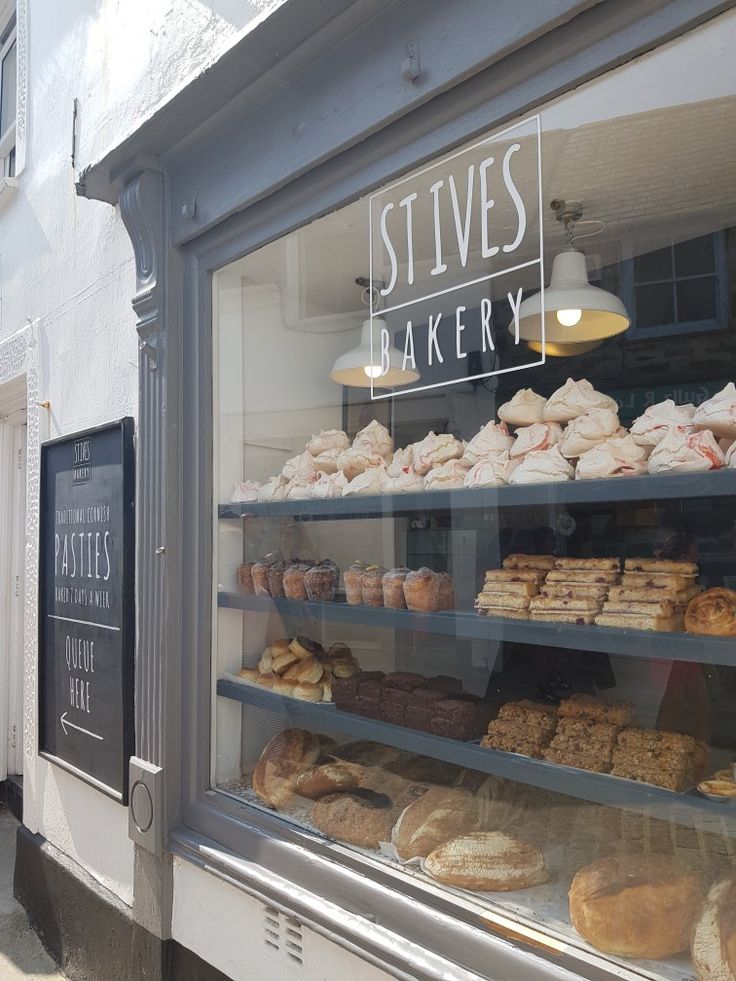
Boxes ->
[217,591,736,667]
[219,468,736,520]
[216,679,736,829]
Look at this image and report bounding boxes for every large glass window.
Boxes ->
[213,13,736,980]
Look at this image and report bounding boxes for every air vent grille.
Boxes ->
[263,906,304,967]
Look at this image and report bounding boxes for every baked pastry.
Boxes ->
[362,565,387,607]
[543,378,618,423]
[252,729,322,809]
[266,561,286,598]
[503,554,556,571]
[257,474,287,502]
[251,560,273,596]
[306,429,350,456]
[235,562,255,594]
[685,588,736,636]
[424,458,472,490]
[342,465,389,496]
[693,382,736,438]
[332,741,402,768]
[230,479,261,503]
[559,408,620,459]
[403,568,438,612]
[304,561,338,602]
[392,787,482,860]
[630,399,696,446]
[569,856,704,958]
[425,832,548,891]
[509,422,562,459]
[558,693,635,726]
[383,568,410,609]
[352,419,394,461]
[624,557,697,575]
[497,388,546,426]
[296,762,362,799]
[691,877,736,981]
[463,421,514,465]
[648,428,726,473]
[436,572,455,610]
[575,435,649,480]
[508,445,574,484]
[289,636,323,660]
[272,649,300,674]
[310,789,398,849]
[343,561,367,605]
[463,454,515,488]
[412,432,464,476]
[282,563,311,601]
[238,666,260,683]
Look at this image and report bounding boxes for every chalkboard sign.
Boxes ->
[39,419,135,803]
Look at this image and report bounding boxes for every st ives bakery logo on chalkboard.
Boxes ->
[72,437,91,484]
[368,115,545,399]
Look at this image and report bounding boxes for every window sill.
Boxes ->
[0,176,18,212]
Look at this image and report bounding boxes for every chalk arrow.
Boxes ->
[60,712,103,741]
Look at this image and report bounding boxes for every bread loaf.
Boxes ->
[692,877,736,981]
[425,832,548,891]
[310,790,398,849]
[252,729,321,809]
[296,762,362,799]
[393,786,481,860]
[569,856,703,958]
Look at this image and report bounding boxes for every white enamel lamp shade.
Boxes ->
[329,318,420,388]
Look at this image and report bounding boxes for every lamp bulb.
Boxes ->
[556,308,582,327]
[363,364,382,379]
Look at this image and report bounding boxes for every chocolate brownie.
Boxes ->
[382,687,413,707]
[435,698,478,726]
[383,671,425,691]
[380,703,406,725]
[425,675,463,693]
[411,687,448,709]
[333,672,382,703]
[352,696,381,718]
[358,676,385,699]
[428,716,476,740]
[404,706,434,731]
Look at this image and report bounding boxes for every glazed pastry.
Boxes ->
[412,432,464,476]
[230,480,261,503]
[424,458,472,490]
[403,568,438,612]
[497,388,546,426]
[425,832,549,892]
[310,447,343,474]
[382,568,410,609]
[282,563,311,601]
[251,560,273,596]
[304,561,338,602]
[685,588,736,636]
[436,572,455,610]
[629,399,696,446]
[352,419,394,460]
[463,421,513,465]
[386,445,414,477]
[693,382,736,438]
[306,429,350,456]
[344,561,367,605]
[510,422,562,459]
[257,475,287,502]
[543,378,618,423]
[281,450,317,482]
[575,435,649,480]
[362,565,387,607]
[384,466,425,494]
[648,428,725,474]
[235,562,255,594]
[463,454,515,488]
[559,408,620,458]
[508,445,574,484]
[342,465,389,496]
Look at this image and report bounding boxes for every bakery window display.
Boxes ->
[235,637,360,703]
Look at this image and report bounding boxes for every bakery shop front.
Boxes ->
[77,3,736,979]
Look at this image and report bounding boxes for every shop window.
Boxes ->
[0,14,15,178]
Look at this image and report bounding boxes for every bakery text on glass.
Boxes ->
[368,115,545,400]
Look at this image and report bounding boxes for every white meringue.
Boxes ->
[230,480,261,503]
[353,419,394,460]
[342,465,389,496]
[413,431,464,476]
[386,445,414,477]
[337,446,382,480]
[559,408,620,459]
[648,429,726,474]
[497,389,546,426]
[281,450,317,482]
[463,454,516,488]
[510,422,563,459]
[463,421,514,465]
[508,445,574,484]
[629,400,696,447]
[727,441,736,468]
[575,435,649,480]
[692,383,736,438]
[305,470,348,499]
[258,475,287,502]
[543,378,618,423]
[384,466,424,494]
[306,429,350,456]
[311,446,342,474]
[424,458,472,490]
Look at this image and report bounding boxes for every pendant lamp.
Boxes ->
[329,318,420,388]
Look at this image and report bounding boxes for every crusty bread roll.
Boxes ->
[296,762,363,799]
[393,787,481,860]
[692,877,736,981]
[425,832,548,891]
[252,729,321,809]
[569,856,703,958]
[310,790,398,849]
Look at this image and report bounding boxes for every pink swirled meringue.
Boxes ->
[353,419,394,460]
[343,464,389,496]
[337,446,383,480]
[281,451,317,482]
[311,447,342,474]
[230,480,261,503]
[692,383,736,438]
[384,466,425,494]
[575,435,649,480]
[412,432,464,476]
[508,445,574,484]
[463,454,517,487]
[648,429,726,474]
[497,389,546,426]
[727,441,736,468]
[258,475,287,502]
[387,445,414,477]
[629,400,696,447]
[543,378,618,423]
[424,458,472,490]
[305,470,348,499]
[559,408,620,459]
[510,422,563,459]
[463,421,514,465]
[306,429,350,456]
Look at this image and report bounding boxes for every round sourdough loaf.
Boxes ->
[425,832,548,891]
[393,786,481,860]
[310,790,398,849]
[569,856,703,959]
[252,729,321,809]
[692,877,736,980]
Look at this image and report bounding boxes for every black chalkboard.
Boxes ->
[39,419,135,803]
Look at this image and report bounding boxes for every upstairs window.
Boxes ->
[0,13,16,178]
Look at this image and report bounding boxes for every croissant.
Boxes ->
[684,588,736,636]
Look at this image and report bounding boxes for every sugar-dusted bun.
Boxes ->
[425,832,548,891]
[296,762,363,799]
[569,856,703,959]
[282,563,311,601]
[692,877,736,981]
[343,561,366,605]
[403,567,438,612]
[252,729,321,809]
[235,562,255,594]
[362,565,387,607]
[393,787,482,860]
[251,560,273,596]
[383,568,410,609]
[435,572,455,611]
[304,561,338,602]
[266,561,287,598]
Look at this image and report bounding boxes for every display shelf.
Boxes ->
[216,678,736,830]
[219,469,736,520]
[217,591,736,667]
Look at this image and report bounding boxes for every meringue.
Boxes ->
[648,429,726,474]
[629,400,696,447]
[353,419,394,460]
[311,447,342,474]
[258,475,287,502]
[543,378,618,423]
[281,450,317,482]
[508,445,574,484]
[559,408,620,459]
[413,431,464,476]
[424,458,472,490]
[306,429,350,456]
[337,446,383,480]
[464,454,516,488]
[497,389,546,427]
[230,480,261,503]
[305,470,348,499]
[387,445,414,477]
[727,442,736,468]
[575,435,649,480]
[510,422,562,459]
[692,383,736,438]
[342,465,389,496]
[384,466,424,494]
[463,421,514,465]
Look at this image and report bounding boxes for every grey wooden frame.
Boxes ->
[82,0,735,974]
